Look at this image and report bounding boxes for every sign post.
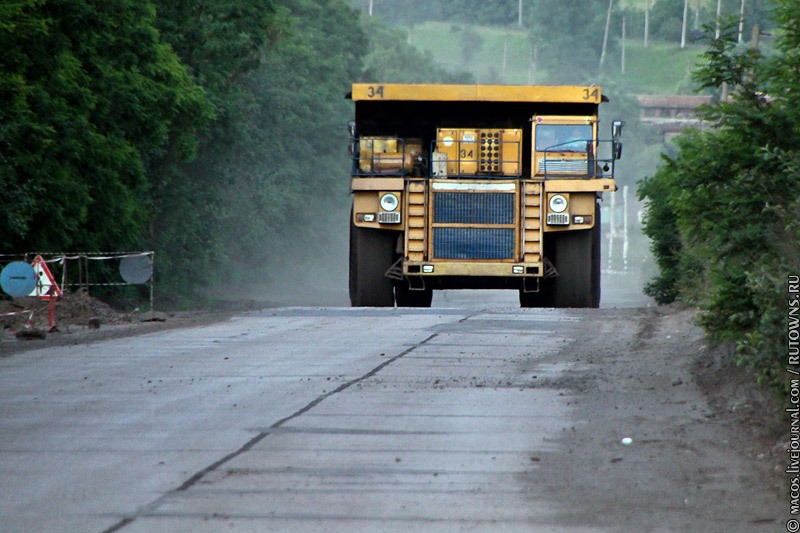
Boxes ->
[28,256,62,331]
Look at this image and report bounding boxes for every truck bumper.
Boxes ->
[403,261,543,277]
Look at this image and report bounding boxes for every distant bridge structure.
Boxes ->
[636,94,712,138]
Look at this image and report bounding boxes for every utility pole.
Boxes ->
[738,0,746,43]
[623,185,629,273]
[715,0,722,39]
[644,0,650,48]
[502,41,508,77]
[599,0,613,69]
[680,0,689,49]
[751,23,760,50]
[518,0,523,28]
[369,0,373,17]
[621,15,626,75]
[694,0,700,30]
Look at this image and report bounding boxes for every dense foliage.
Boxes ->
[352,0,616,82]
[1,0,471,301]
[621,0,772,43]
[638,1,800,398]
[525,0,616,83]
[0,0,212,252]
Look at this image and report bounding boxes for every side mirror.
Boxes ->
[612,120,624,140]
[347,121,356,157]
[613,141,623,160]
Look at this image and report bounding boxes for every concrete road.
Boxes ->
[0,291,782,532]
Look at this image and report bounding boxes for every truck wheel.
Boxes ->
[590,204,601,307]
[395,281,433,307]
[552,204,601,308]
[349,217,395,307]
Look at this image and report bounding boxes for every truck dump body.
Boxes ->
[347,84,621,308]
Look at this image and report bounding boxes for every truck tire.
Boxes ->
[395,281,433,307]
[551,204,601,308]
[349,217,395,307]
[591,205,602,307]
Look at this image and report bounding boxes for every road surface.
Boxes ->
[0,289,783,532]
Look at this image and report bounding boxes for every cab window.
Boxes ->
[535,124,592,152]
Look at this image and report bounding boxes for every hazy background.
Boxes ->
[245,0,774,308]
[252,0,760,305]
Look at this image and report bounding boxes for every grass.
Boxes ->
[409,22,534,84]
[408,21,705,94]
[617,41,704,93]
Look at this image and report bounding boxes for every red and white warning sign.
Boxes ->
[28,255,62,300]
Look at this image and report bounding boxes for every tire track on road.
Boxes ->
[103,331,441,533]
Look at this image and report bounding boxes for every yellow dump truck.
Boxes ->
[347,84,623,308]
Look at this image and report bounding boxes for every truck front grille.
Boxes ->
[430,185,517,261]
[433,228,515,260]
[538,158,588,174]
[433,192,514,224]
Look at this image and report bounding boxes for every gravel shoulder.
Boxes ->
[531,304,785,530]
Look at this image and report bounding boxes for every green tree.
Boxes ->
[460,27,484,66]
[146,0,366,294]
[526,0,616,83]
[638,3,800,398]
[147,0,285,291]
[358,15,473,83]
[149,0,473,296]
[0,0,211,253]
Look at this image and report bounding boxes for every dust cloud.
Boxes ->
[205,208,352,308]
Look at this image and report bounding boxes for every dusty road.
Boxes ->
[0,288,784,532]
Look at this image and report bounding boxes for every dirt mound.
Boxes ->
[0,290,133,332]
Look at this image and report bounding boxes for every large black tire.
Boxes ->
[551,203,601,308]
[395,280,433,307]
[591,204,602,306]
[349,217,395,307]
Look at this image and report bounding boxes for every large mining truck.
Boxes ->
[347,84,623,308]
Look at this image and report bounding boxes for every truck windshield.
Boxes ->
[536,124,593,153]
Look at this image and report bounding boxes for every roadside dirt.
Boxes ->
[0,285,348,354]
[530,304,785,531]
[0,292,243,356]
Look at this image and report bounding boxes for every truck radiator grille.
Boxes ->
[538,158,588,174]
[433,192,514,224]
[433,228,515,260]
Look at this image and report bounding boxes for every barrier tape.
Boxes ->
[0,309,32,318]
[0,252,152,257]
[0,251,154,313]
[0,252,153,263]
[63,282,134,287]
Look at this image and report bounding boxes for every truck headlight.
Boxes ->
[380,193,399,212]
[549,194,568,213]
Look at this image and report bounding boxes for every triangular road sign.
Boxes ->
[28,255,62,300]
